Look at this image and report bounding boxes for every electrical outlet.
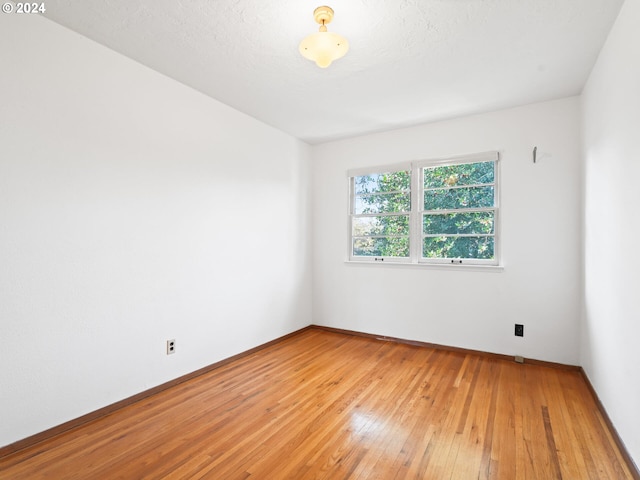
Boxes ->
[515,324,524,337]
[166,339,176,355]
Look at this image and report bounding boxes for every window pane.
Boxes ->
[354,171,410,194]
[355,192,411,214]
[423,236,494,259]
[423,212,494,235]
[353,215,409,236]
[353,237,410,257]
[423,162,494,189]
[423,186,494,210]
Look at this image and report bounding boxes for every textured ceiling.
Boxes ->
[43,0,624,144]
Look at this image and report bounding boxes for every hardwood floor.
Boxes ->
[0,328,635,479]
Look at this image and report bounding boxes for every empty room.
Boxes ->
[1,0,639,478]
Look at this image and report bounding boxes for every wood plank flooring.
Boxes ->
[0,328,635,479]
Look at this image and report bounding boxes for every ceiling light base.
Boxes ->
[313,6,335,25]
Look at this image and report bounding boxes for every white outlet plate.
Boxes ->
[167,339,176,355]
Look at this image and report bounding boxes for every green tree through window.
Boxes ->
[422,161,495,260]
[352,170,411,257]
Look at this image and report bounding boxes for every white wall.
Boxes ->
[581,0,640,467]
[312,98,582,365]
[0,15,312,447]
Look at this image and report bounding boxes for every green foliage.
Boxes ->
[423,236,494,259]
[355,171,410,194]
[423,212,494,235]
[353,215,409,236]
[423,161,494,189]
[423,186,494,210]
[354,193,410,214]
[353,237,410,257]
[353,171,410,257]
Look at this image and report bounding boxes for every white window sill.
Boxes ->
[344,260,504,272]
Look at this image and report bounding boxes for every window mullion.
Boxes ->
[422,207,496,216]
[409,162,421,262]
[423,234,495,238]
[353,212,410,218]
[353,235,409,239]
[423,182,495,192]
[357,189,409,197]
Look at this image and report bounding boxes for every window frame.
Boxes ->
[348,152,500,267]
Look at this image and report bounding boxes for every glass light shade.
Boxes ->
[299,31,349,68]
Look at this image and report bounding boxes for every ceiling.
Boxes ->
[43,0,624,144]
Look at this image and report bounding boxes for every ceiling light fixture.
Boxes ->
[299,6,349,68]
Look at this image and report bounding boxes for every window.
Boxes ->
[350,166,411,260]
[348,152,499,266]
